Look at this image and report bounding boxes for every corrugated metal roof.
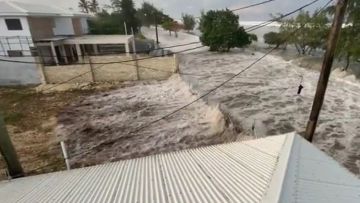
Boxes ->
[0,135,286,203]
[263,134,360,203]
[1,133,360,203]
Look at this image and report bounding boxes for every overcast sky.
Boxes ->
[11,0,331,20]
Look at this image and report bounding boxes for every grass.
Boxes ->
[0,85,116,179]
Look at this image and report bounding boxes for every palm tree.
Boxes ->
[89,0,99,13]
[79,0,89,13]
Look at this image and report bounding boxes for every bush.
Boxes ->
[263,32,285,48]
[182,14,196,32]
[199,9,254,52]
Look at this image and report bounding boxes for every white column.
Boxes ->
[75,44,83,63]
[50,42,59,66]
[60,45,68,64]
[69,45,75,61]
[131,28,139,80]
[93,44,99,55]
[125,39,131,56]
[60,141,71,170]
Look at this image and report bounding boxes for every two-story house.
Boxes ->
[0,1,90,57]
[0,1,136,85]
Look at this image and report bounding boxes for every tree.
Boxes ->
[335,25,360,70]
[111,0,140,33]
[199,9,254,52]
[79,0,90,13]
[278,10,329,55]
[89,0,99,13]
[182,14,196,32]
[88,10,126,34]
[249,34,258,42]
[263,32,285,48]
[162,20,173,36]
[136,2,173,27]
[171,21,183,38]
[329,0,360,70]
[136,2,159,27]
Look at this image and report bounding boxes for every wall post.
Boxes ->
[88,57,95,82]
[173,54,179,73]
[75,44,83,63]
[0,114,24,179]
[131,28,140,80]
[35,57,48,84]
[60,141,71,170]
[50,41,59,66]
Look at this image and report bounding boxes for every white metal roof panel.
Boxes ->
[2,133,360,203]
[263,134,360,203]
[0,135,286,203]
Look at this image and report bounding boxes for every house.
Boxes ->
[0,1,136,85]
[1,133,359,202]
[0,1,90,57]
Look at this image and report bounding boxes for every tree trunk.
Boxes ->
[344,52,351,71]
[295,44,301,55]
[301,46,306,55]
[169,31,172,36]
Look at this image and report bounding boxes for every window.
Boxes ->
[5,19,23,30]
[7,50,23,57]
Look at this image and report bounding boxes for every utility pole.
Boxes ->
[131,27,140,80]
[0,114,24,178]
[154,12,159,45]
[305,0,348,142]
[124,22,128,35]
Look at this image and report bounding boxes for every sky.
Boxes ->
[10,0,331,21]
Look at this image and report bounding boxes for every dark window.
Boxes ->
[30,47,39,57]
[7,50,23,57]
[5,19,23,30]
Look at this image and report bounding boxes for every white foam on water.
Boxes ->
[56,75,234,167]
[179,50,360,176]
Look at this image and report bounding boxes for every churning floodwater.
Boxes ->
[179,50,360,175]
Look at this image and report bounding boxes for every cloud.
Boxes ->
[9,0,328,20]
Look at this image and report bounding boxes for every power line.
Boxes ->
[38,45,205,93]
[0,1,276,60]
[231,0,275,11]
[0,0,323,65]
[70,0,334,159]
[10,0,330,108]
[0,41,201,57]
[7,0,334,168]
[194,0,275,18]
[245,0,326,32]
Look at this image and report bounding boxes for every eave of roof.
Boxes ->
[0,1,91,18]
[1,133,359,203]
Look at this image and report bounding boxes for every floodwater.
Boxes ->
[56,76,235,167]
[179,50,360,175]
[57,28,360,176]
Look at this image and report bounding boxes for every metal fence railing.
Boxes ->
[0,36,34,56]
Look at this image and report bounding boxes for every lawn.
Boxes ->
[0,85,116,179]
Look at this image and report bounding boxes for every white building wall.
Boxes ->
[0,57,40,85]
[0,16,33,56]
[0,17,38,85]
[80,17,89,34]
[53,17,75,36]
[0,16,32,37]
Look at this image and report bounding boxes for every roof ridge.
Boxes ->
[261,132,297,203]
[4,1,28,13]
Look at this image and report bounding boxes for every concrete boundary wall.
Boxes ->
[42,55,179,84]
